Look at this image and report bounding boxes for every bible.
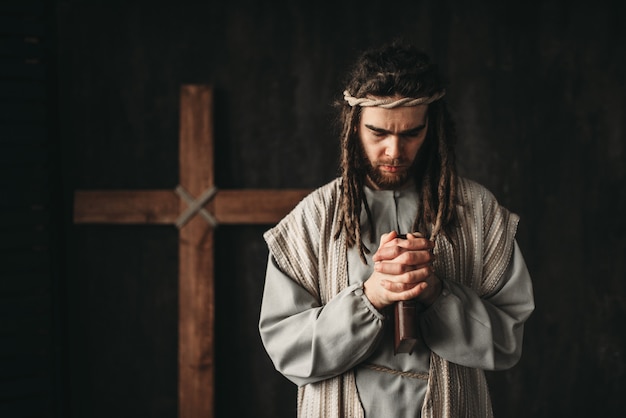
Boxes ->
[393,234,419,354]
[394,300,419,354]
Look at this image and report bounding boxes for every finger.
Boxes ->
[374,244,404,261]
[382,231,399,244]
[394,250,435,266]
[374,233,435,263]
[399,236,435,251]
[375,261,418,275]
[382,281,429,300]
[380,236,434,252]
[375,258,434,275]
[373,231,401,262]
[376,246,435,265]
[380,267,434,289]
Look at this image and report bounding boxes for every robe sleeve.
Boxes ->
[419,240,534,370]
[259,255,385,387]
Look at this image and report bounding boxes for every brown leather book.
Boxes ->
[393,233,420,354]
[394,300,419,354]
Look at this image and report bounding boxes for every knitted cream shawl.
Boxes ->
[263,177,519,418]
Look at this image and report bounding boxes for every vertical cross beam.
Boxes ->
[178,85,214,418]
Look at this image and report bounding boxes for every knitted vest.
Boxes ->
[264,177,519,418]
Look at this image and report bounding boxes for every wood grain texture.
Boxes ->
[73,189,311,225]
[73,190,179,224]
[177,84,215,418]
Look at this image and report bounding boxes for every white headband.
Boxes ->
[343,89,445,109]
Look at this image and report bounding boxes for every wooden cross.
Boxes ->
[73,85,311,418]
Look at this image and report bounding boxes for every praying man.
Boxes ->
[259,40,535,417]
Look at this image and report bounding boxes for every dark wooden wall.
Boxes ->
[3,0,624,417]
[1,2,67,417]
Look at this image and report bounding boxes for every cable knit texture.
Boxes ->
[264,177,519,418]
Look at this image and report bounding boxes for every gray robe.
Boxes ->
[260,177,534,417]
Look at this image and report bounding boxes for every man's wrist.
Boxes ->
[363,279,385,310]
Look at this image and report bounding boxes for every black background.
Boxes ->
[2,0,625,417]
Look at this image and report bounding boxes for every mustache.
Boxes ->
[375,159,409,167]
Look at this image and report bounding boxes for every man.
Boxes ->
[259,40,534,417]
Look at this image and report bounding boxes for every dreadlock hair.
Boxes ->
[334,40,459,262]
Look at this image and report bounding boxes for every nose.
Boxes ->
[385,136,402,159]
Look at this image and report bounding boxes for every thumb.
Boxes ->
[373,231,399,262]
[379,231,399,246]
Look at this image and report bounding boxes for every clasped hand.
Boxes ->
[363,231,441,310]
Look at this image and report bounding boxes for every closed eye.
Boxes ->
[400,126,426,137]
[366,126,389,136]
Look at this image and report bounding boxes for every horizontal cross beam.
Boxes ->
[73,189,310,225]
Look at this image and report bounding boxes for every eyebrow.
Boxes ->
[364,123,427,136]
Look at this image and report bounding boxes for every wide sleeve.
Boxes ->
[419,241,534,370]
[259,255,385,386]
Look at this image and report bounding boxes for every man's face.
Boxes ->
[358,102,429,189]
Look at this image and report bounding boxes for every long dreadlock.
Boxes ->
[334,40,459,262]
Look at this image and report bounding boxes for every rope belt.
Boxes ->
[362,363,429,381]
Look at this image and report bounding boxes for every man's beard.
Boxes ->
[364,157,413,189]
